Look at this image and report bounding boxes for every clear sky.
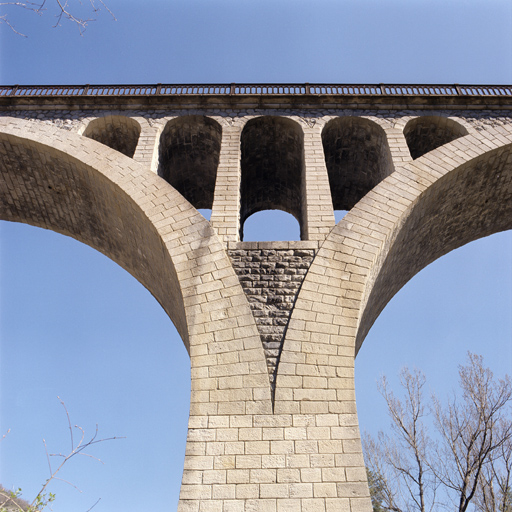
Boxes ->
[0,1,511,511]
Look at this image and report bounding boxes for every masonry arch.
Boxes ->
[158,115,222,210]
[355,142,512,351]
[0,118,272,511]
[322,116,394,212]
[277,136,512,405]
[403,115,468,159]
[83,115,141,158]
[240,116,305,240]
[0,120,202,349]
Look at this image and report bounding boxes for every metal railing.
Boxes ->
[0,83,511,98]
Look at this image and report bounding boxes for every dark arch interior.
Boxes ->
[158,116,222,210]
[356,144,512,352]
[0,132,189,348]
[83,115,141,158]
[322,117,394,211]
[240,116,304,240]
[404,116,468,160]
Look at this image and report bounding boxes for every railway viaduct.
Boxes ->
[1,83,511,511]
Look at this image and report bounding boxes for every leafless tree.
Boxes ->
[363,367,439,512]
[432,353,512,512]
[474,422,512,512]
[364,353,512,512]
[0,0,115,36]
[363,434,406,512]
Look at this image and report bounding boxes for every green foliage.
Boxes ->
[0,486,55,512]
[0,486,29,512]
[367,469,387,512]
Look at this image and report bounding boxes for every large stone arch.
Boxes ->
[269,132,512,509]
[277,131,512,405]
[0,119,191,346]
[0,117,265,360]
[0,118,274,510]
[355,139,512,351]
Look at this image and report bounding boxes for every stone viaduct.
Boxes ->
[1,83,511,511]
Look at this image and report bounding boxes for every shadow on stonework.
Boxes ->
[158,115,222,210]
[322,116,394,212]
[240,116,305,240]
[83,115,141,158]
[404,116,468,159]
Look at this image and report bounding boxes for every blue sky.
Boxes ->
[0,1,511,511]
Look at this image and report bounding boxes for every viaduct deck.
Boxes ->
[1,83,511,511]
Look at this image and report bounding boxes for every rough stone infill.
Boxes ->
[227,241,318,391]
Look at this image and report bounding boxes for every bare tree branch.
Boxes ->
[363,354,511,512]
[432,353,512,512]
[474,420,512,512]
[0,0,115,36]
[84,497,101,512]
[363,367,439,512]
[0,399,124,512]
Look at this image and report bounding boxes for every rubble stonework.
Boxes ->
[228,243,318,391]
[1,85,511,512]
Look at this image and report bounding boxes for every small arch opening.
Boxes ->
[404,116,468,159]
[83,115,141,158]
[240,116,304,241]
[158,116,222,210]
[242,210,301,241]
[322,117,394,211]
